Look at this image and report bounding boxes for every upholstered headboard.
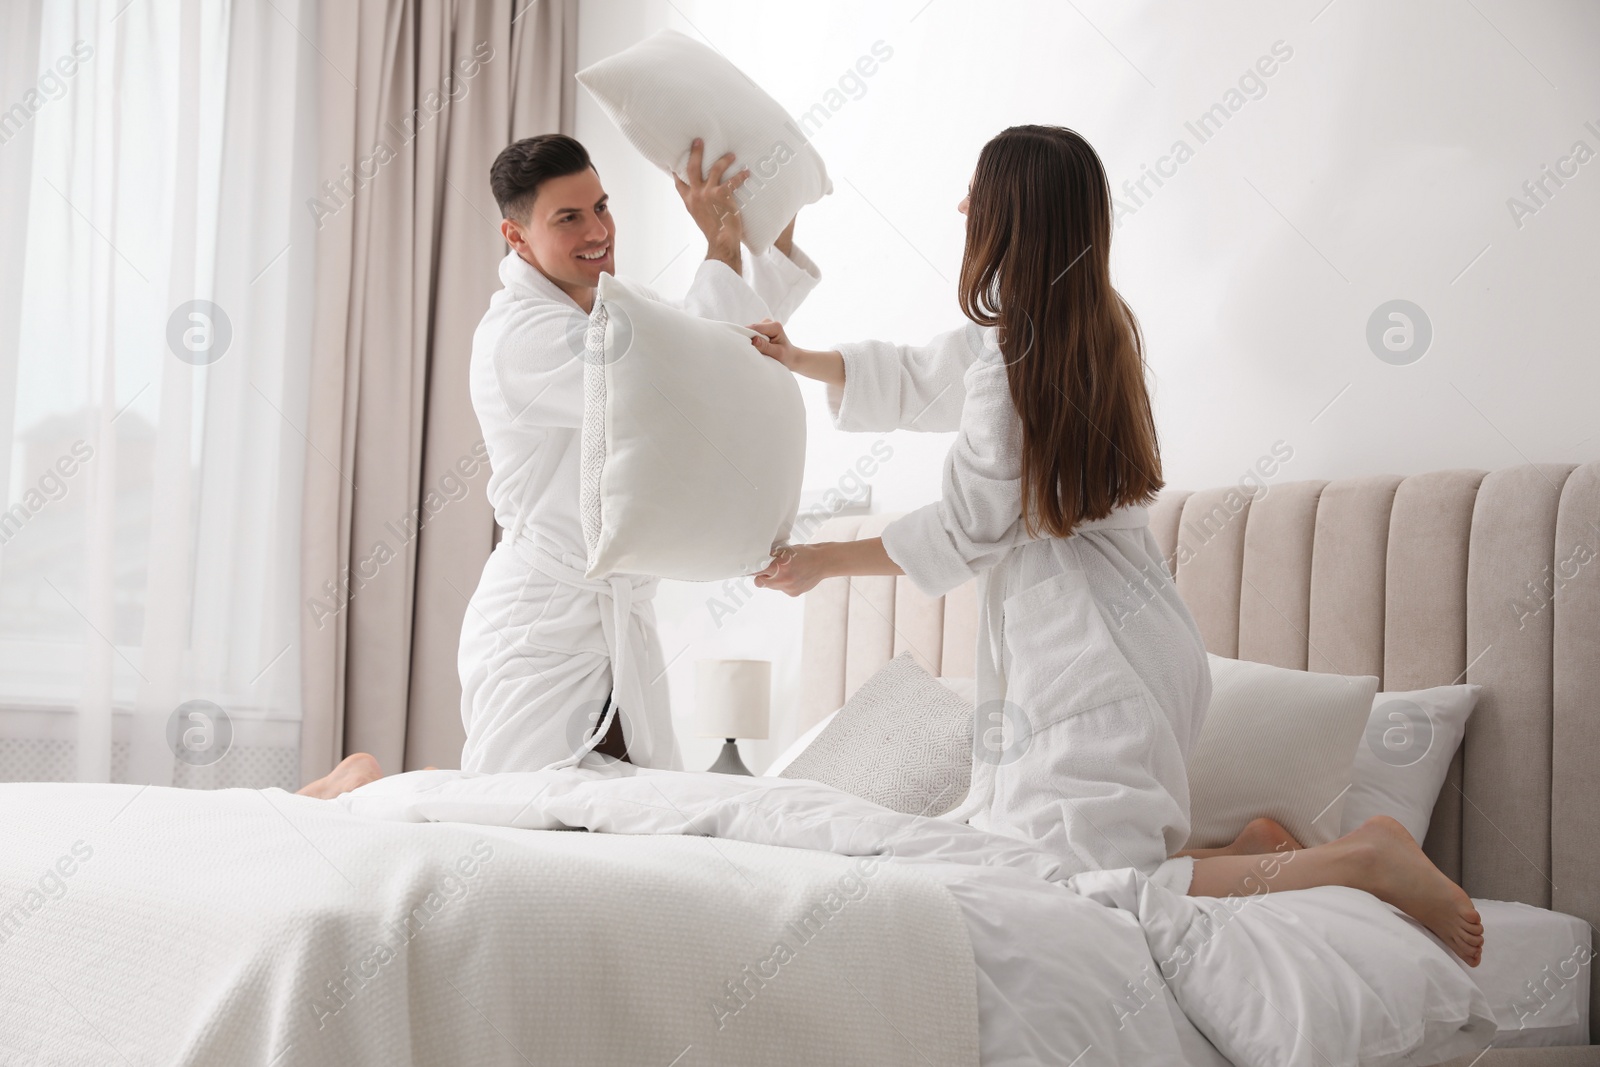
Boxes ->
[800,462,1600,1043]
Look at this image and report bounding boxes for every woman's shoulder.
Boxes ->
[1074,503,1152,534]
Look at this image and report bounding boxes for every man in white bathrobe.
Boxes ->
[458,133,820,773]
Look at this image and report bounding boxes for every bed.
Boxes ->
[2,461,1594,1066]
[800,461,1600,1066]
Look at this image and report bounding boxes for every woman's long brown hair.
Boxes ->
[958,124,1164,539]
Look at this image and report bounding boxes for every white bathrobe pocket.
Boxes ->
[998,563,1145,725]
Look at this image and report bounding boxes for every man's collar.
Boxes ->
[499,250,591,312]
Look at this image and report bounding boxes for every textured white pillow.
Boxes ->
[1340,684,1481,843]
[763,709,836,778]
[764,675,974,777]
[575,29,833,254]
[580,272,804,581]
[1185,654,1378,850]
[778,654,972,816]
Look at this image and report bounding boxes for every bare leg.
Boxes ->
[1186,815,1484,966]
[295,753,383,800]
[1175,816,1301,859]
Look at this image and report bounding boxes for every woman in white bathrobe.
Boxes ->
[751,125,1486,966]
[457,135,820,775]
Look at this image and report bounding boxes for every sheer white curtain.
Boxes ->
[0,0,316,786]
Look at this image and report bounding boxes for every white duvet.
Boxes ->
[1,768,1496,1066]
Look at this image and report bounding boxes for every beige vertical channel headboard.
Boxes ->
[799,462,1600,1043]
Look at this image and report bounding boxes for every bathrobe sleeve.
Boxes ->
[823,324,976,433]
[824,324,1042,599]
[742,242,821,323]
[639,242,821,327]
[489,301,588,430]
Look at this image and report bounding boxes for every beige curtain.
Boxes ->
[302,0,579,783]
[0,2,41,484]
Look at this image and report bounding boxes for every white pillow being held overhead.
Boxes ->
[575,28,833,254]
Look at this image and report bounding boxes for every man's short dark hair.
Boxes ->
[490,134,596,221]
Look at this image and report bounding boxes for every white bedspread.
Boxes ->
[0,780,975,1066]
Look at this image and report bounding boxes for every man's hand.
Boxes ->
[673,138,750,275]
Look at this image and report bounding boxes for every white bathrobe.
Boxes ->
[460,245,821,774]
[826,322,1211,893]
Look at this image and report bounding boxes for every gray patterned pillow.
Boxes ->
[780,652,972,816]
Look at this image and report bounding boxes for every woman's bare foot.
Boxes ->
[295,752,382,800]
[1176,816,1302,859]
[1187,815,1484,966]
[1234,816,1300,855]
[1341,815,1484,966]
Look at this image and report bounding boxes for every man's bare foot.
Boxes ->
[295,753,382,800]
[1341,815,1484,966]
[1177,816,1302,859]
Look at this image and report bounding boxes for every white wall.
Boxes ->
[575,0,1600,771]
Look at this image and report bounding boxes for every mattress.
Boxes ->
[1467,899,1592,1048]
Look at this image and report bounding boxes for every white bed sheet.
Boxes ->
[1121,895,1596,1067]
[1467,898,1592,1048]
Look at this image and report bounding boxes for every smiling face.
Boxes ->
[500,167,616,305]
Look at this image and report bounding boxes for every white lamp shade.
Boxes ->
[695,659,771,739]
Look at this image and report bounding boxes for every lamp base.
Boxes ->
[707,738,752,776]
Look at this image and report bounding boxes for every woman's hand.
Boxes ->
[673,138,749,273]
[753,543,831,597]
[748,321,846,386]
[748,319,804,372]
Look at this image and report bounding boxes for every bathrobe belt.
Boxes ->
[508,527,659,771]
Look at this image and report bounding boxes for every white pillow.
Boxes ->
[764,709,835,777]
[763,675,974,778]
[1340,684,1481,843]
[778,653,971,816]
[936,676,977,704]
[580,272,804,581]
[575,28,833,254]
[1185,654,1378,850]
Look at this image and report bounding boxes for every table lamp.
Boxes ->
[696,658,770,775]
